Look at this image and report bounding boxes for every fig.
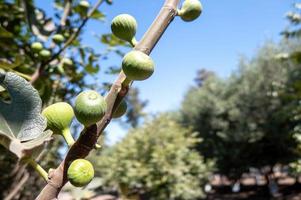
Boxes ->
[178,0,202,22]
[42,102,75,146]
[79,0,90,8]
[52,34,65,44]
[112,100,127,118]
[31,42,43,52]
[122,50,154,81]
[74,90,107,127]
[62,58,73,67]
[111,14,137,43]
[39,49,51,59]
[67,159,94,187]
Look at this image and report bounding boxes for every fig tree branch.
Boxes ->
[30,0,104,84]
[36,0,179,199]
[60,0,73,27]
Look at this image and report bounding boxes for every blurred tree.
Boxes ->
[194,68,215,87]
[91,114,212,200]
[180,42,301,181]
[281,3,301,177]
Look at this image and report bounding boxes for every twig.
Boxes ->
[30,0,104,84]
[36,0,179,199]
[60,0,72,27]
[4,172,29,200]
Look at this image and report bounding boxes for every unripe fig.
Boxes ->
[74,90,107,127]
[122,50,154,81]
[42,102,75,146]
[178,0,202,22]
[62,58,73,67]
[112,100,127,118]
[79,0,90,8]
[111,14,137,43]
[52,34,65,44]
[39,49,51,59]
[57,65,65,74]
[31,42,43,52]
[67,159,94,187]
[64,32,70,38]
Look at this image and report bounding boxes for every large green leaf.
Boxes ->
[0,72,52,158]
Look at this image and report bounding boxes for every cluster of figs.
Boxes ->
[42,91,127,187]
[41,0,202,188]
[31,33,73,72]
[30,0,90,66]
[31,34,67,59]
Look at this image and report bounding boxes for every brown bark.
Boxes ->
[36,0,179,199]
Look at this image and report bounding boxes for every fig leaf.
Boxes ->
[0,72,52,158]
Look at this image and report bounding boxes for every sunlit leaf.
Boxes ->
[90,10,105,21]
[0,26,13,38]
[101,34,126,47]
[85,64,99,74]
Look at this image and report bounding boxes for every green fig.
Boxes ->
[39,49,51,59]
[178,0,202,22]
[64,32,70,38]
[112,100,127,118]
[111,14,137,43]
[74,90,107,127]
[62,58,73,67]
[31,42,43,52]
[79,0,90,8]
[52,34,65,44]
[122,50,154,81]
[42,102,75,146]
[67,159,94,187]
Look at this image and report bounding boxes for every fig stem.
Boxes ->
[27,158,48,181]
[130,37,138,47]
[122,77,132,86]
[62,128,75,147]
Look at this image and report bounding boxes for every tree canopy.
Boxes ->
[180,41,301,178]
[92,114,212,200]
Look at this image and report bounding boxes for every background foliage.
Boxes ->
[92,114,211,200]
[180,41,301,179]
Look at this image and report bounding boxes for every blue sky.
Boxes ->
[37,0,297,144]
